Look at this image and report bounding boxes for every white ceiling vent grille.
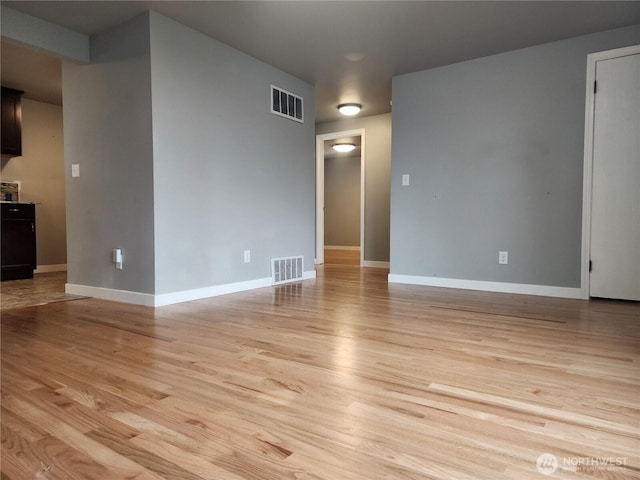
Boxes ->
[271,85,304,123]
[271,256,304,285]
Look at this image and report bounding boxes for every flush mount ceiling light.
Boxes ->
[344,52,365,62]
[332,143,356,153]
[337,103,361,116]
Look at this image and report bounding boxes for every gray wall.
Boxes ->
[149,13,315,294]
[391,25,640,287]
[62,11,316,297]
[62,13,155,293]
[324,155,360,246]
[1,99,66,267]
[316,113,391,262]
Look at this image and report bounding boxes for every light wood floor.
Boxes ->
[1,265,639,479]
[1,272,85,310]
[324,247,360,266]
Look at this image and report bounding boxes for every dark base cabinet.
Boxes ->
[1,203,36,280]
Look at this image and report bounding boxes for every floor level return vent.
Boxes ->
[272,256,304,285]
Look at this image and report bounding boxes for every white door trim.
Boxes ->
[581,44,640,299]
[316,128,366,266]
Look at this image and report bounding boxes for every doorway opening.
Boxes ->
[316,129,365,266]
[1,41,68,296]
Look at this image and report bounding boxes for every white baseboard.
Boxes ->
[66,283,155,306]
[36,264,67,273]
[388,274,583,299]
[154,277,273,307]
[363,261,390,269]
[325,245,360,251]
[66,270,318,308]
[303,270,317,280]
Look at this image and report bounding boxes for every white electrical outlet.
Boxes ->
[499,251,508,265]
[113,248,123,269]
[71,164,80,177]
[244,250,251,263]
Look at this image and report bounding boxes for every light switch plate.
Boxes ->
[71,164,80,177]
[402,174,410,186]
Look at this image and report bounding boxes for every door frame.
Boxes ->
[580,44,640,299]
[315,128,365,265]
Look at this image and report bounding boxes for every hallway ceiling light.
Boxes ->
[332,143,356,153]
[337,103,361,116]
[344,52,365,62]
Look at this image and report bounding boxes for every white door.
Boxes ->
[590,51,640,300]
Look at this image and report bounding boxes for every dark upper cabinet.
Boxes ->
[1,87,24,157]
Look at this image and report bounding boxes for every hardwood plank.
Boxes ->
[0,271,85,310]
[1,265,638,479]
[2,424,116,480]
[324,248,360,266]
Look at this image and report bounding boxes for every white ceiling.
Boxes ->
[2,1,639,123]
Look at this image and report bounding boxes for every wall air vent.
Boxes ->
[271,85,304,123]
[271,256,304,285]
